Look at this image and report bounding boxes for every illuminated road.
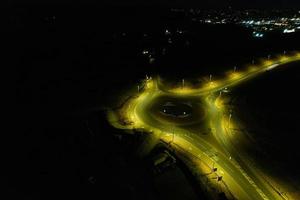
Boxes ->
[108,52,300,200]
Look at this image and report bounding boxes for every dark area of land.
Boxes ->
[13,3,300,200]
[232,62,300,190]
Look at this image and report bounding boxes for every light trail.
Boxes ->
[108,52,300,200]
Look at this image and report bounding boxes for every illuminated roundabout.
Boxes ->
[108,52,300,200]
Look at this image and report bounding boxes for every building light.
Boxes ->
[283,29,295,33]
[142,50,149,55]
[253,31,264,38]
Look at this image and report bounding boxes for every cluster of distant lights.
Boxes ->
[252,31,264,38]
[141,28,186,62]
[241,17,300,37]
[178,9,300,38]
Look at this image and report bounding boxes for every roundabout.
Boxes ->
[108,52,300,200]
[148,95,206,126]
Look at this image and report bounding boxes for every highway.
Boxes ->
[108,52,300,200]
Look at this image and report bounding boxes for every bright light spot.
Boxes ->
[253,31,264,38]
[146,80,154,90]
[171,87,192,94]
[266,63,279,71]
[142,50,149,55]
[215,98,224,109]
[229,72,242,80]
[203,81,219,90]
[279,55,288,62]
[283,29,295,33]
[263,60,273,66]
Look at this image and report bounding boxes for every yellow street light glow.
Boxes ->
[203,80,220,90]
[263,60,273,66]
[228,71,243,80]
[247,65,258,73]
[279,55,288,62]
[107,53,300,200]
[170,87,196,95]
[215,97,224,109]
[145,79,154,90]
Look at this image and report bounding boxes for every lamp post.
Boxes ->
[228,113,232,128]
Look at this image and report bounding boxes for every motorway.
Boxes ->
[108,52,300,200]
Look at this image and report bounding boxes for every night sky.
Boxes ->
[10,0,300,8]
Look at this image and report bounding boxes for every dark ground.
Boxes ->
[232,62,300,190]
[12,3,300,200]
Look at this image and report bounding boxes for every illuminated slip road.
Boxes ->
[108,52,300,200]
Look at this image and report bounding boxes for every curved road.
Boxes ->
[108,52,300,200]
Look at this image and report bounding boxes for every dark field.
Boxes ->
[232,62,300,190]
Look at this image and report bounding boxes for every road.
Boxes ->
[108,52,300,200]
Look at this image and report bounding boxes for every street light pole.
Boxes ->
[228,113,232,128]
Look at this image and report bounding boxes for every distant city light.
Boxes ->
[176,29,183,34]
[283,28,296,33]
[179,9,300,35]
[253,31,264,38]
[142,50,149,55]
